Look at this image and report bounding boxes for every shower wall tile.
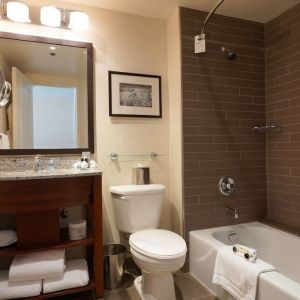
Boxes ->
[181,7,267,237]
[266,3,300,229]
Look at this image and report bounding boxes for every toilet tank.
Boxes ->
[109,184,165,234]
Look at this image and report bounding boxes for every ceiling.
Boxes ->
[0,38,86,78]
[63,0,300,23]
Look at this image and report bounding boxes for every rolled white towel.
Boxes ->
[0,270,42,300]
[9,249,65,282]
[233,244,258,263]
[43,259,89,294]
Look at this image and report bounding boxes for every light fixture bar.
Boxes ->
[0,1,89,30]
[0,0,5,19]
[40,6,89,30]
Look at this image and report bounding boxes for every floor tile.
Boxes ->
[104,272,140,300]
[104,271,216,300]
[48,271,215,300]
[174,272,215,300]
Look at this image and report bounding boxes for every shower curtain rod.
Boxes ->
[199,0,225,39]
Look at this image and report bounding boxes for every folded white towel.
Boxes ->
[213,246,276,300]
[0,133,9,149]
[0,270,42,300]
[9,249,65,282]
[43,259,89,294]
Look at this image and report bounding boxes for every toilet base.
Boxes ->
[134,273,176,300]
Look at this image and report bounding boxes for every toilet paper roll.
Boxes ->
[68,220,87,240]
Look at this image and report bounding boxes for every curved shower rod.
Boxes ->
[199,0,224,40]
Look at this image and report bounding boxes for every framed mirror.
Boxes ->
[0,32,94,155]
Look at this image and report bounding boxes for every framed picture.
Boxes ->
[109,71,162,118]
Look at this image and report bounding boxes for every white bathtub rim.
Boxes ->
[259,271,300,299]
[189,221,300,244]
[189,221,300,300]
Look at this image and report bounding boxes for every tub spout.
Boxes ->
[226,206,239,219]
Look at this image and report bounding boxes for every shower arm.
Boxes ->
[199,0,224,39]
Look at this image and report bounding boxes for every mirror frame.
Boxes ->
[0,31,94,155]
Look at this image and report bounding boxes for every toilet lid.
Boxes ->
[109,184,165,196]
[129,229,187,259]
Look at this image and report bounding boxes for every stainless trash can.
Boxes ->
[104,244,127,290]
[135,167,150,185]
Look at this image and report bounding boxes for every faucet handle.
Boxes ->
[219,176,235,196]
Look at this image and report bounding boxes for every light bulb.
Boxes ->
[68,11,89,30]
[6,1,31,23]
[40,6,61,27]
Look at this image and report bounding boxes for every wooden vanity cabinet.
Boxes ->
[0,174,103,299]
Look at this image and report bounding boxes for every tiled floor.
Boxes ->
[49,271,215,300]
[104,272,216,300]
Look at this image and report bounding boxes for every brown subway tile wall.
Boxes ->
[266,4,300,229]
[181,7,267,236]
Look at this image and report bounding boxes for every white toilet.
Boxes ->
[110,184,187,300]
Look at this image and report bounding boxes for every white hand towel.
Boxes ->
[213,246,276,300]
[0,270,42,300]
[0,133,9,149]
[9,249,65,282]
[43,259,89,294]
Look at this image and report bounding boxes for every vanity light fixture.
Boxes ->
[40,6,61,27]
[0,1,89,30]
[40,6,89,30]
[6,1,31,23]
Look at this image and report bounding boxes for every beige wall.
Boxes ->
[167,9,183,235]
[0,0,178,242]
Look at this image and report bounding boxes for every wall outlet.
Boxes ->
[195,34,206,53]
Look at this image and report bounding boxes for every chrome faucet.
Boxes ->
[33,154,42,171]
[226,206,239,219]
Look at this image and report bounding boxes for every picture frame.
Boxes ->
[109,71,162,118]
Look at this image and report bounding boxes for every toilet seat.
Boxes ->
[129,229,187,260]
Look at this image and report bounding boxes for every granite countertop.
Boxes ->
[0,167,102,181]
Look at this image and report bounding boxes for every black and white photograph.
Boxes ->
[119,83,152,108]
[109,71,161,118]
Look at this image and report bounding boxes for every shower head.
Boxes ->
[221,46,237,61]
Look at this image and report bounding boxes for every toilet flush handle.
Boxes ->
[120,196,131,200]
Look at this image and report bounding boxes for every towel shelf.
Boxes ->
[0,175,104,299]
[0,228,94,257]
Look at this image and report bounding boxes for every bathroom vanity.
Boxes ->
[0,169,103,299]
[0,29,101,298]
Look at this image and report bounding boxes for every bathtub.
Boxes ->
[189,222,300,300]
